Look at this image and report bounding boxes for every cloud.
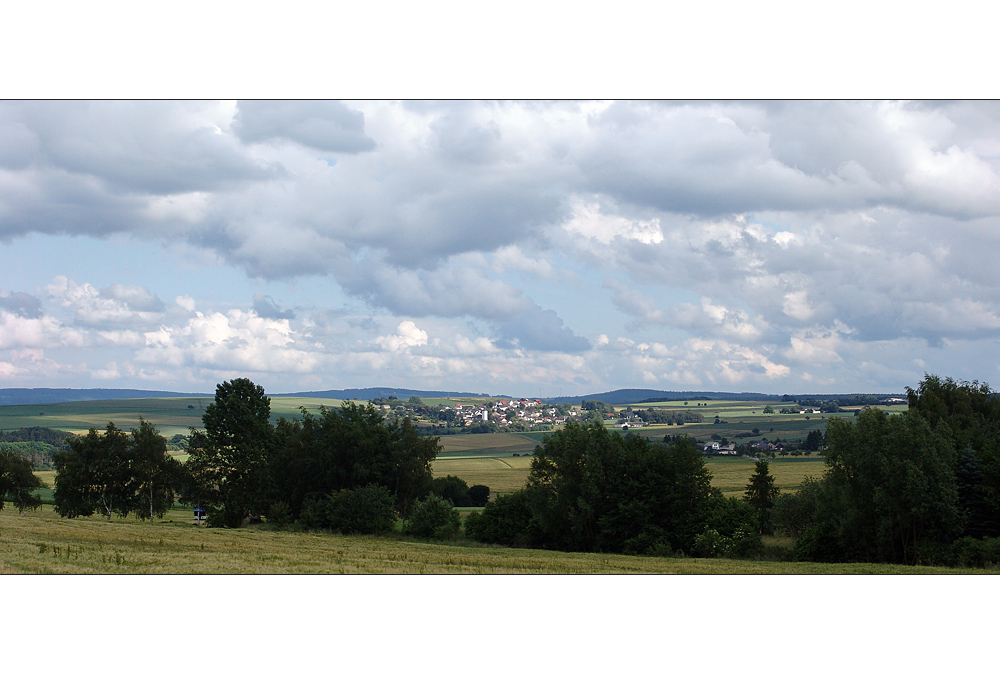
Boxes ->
[495,305,590,353]
[252,293,295,320]
[0,290,42,318]
[233,100,376,153]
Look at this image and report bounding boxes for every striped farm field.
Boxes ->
[436,433,539,455]
[432,455,534,494]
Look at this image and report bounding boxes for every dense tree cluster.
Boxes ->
[465,421,760,557]
[54,419,182,522]
[773,375,1000,566]
[0,448,43,514]
[633,408,704,425]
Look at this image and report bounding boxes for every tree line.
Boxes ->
[49,378,490,534]
[770,375,1000,566]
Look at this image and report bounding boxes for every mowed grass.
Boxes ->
[0,506,979,574]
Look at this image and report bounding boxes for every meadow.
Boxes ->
[0,506,976,574]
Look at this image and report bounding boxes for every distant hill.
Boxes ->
[542,389,785,405]
[274,387,503,400]
[0,388,206,406]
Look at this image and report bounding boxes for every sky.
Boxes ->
[2,99,1000,396]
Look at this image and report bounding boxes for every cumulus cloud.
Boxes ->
[2,101,1000,393]
[0,290,42,318]
[233,100,376,153]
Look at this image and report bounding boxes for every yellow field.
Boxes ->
[431,454,827,497]
[0,506,977,574]
[432,456,534,494]
[706,457,827,496]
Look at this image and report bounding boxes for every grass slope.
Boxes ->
[0,506,980,574]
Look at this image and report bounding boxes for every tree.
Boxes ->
[821,408,960,564]
[802,429,823,453]
[405,493,460,539]
[468,484,490,507]
[188,378,275,527]
[523,422,715,554]
[54,423,135,520]
[326,485,397,535]
[0,449,42,513]
[762,406,775,414]
[432,475,472,506]
[744,459,779,534]
[270,402,438,519]
[130,418,184,524]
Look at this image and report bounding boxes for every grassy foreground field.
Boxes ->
[0,506,979,574]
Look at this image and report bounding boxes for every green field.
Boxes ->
[0,506,977,574]
[0,396,347,438]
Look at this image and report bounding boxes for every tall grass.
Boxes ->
[0,506,982,574]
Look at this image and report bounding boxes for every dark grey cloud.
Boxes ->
[233,100,376,153]
[495,305,590,352]
[252,293,295,320]
[100,284,165,312]
[0,291,43,318]
[0,101,278,196]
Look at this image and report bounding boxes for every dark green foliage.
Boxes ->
[54,423,135,520]
[405,493,461,539]
[787,407,961,564]
[906,375,1000,537]
[266,501,293,528]
[948,536,1000,568]
[130,418,184,523]
[0,428,69,469]
[516,422,715,554]
[744,459,779,534]
[468,484,490,507]
[271,402,439,518]
[0,449,43,513]
[801,430,823,453]
[635,408,704,425]
[326,485,397,535]
[298,492,330,529]
[432,475,472,506]
[52,419,182,523]
[188,378,275,526]
[465,490,535,546]
[693,496,764,559]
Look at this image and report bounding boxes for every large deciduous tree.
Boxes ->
[0,449,43,514]
[270,402,438,518]
[54,423,135,520]
[187,378,275,527]
[131,418,184,524]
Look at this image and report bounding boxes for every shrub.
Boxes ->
[267,501,292,529]
[465,490,534,547]
[405,494,461,539]
[468,484,490,507]
[326,485,397,535]
[298,492,330,529]
[432,475,472,506]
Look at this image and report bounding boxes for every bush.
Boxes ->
[432,475,472,507]
[267,501,292,528]
[465,490,534,547]
[405,494,461,539]
[298,492,330,529]
[949,536,1000,568]
[326,485,397,535]
[468,484,490,507]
